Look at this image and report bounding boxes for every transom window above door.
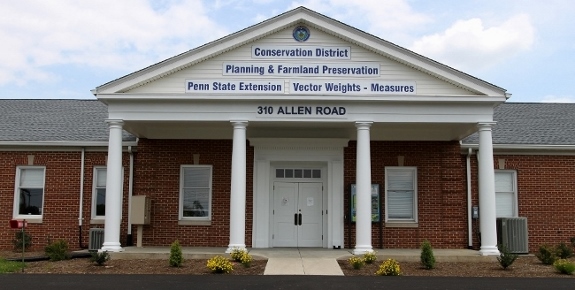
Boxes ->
[275,168,321,179]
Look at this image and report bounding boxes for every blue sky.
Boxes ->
[1,0,574,102]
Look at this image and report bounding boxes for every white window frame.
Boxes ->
[91,166,107,220]
[13,166,46,221]
[179,165,212,221]
[385,166,418,224]
[495,170,518,218]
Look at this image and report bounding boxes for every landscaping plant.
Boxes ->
[169,240,184,267]
[13,231,32,251]
[90,251,110,266]
[363,251,377,264]
[553,259,575,275]
[496,244,518,269]
[348,256,365,269]
[535,244,557,265]
[230,247,253,267]
[375,258,402,276]
[555,242,574,259]
[44,239,70,261]
[420,240,436,270]
[206,255,233,273]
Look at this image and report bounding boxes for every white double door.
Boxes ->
[272,182,323,247]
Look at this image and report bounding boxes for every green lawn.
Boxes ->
[0,258,25,273]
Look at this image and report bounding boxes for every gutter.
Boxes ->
[78,148,86,249]
[126,145,135,246]
[466,148,473,249]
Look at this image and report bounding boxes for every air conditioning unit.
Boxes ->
[89,228,105,251]
[496,217,528,254]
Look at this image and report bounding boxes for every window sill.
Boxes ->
[385,222,418,228]
[178,220,211,226]
[13,217,42,224]
[90,219,105,225]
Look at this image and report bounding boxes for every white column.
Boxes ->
[353,121,373,255]
[226,121,248,253]
[101,120,124,252]
[477,122,500,256]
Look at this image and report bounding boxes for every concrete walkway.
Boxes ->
[108,247,496,275]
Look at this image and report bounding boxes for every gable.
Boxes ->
[95,7,506,98]
[126,25,477,96]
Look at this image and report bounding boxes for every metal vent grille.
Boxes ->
[497,217,528,254]
[89,228,105,251]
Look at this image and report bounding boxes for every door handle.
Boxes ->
[294,213,298,226]
[298,213,302,226]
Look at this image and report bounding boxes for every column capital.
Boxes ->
[106,119,124,128]
[355,121,373,129]
[477,122,496,130]
[230,120,248,128]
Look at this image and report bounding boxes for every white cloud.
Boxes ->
[0,0,228,86]
[541,95,575,103]
[410,14,535,71]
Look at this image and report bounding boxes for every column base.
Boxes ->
[352,245,373,255]
[225,244,246,253]
[479,246,500,256]
[101,242,124,253]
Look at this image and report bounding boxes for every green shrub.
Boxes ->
[206,256,233,273]
[375,258,401,276]
[44,239,70,261]
[555,242,574,259]
[239,251,253,268]
[570,237,575,249]
[348,256,365,269]
[497,244,518,269]
[13,231,32,251]
[169,240,184,267]
[420,240,436,270]
[536,244,557,265]
[229,248,252,267]
[90,251,110,266]
[553,259,575,275]
[363,251,377,264]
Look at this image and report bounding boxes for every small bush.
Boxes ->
[230,248,252,267]
[169,240,184,267]
[90,251,110,266]
[536,244,557,265]
[570,237,575,249]
[555,242,574,259]
[497,244,518,269]
[348,256,365,269]
[363,251,377,264]
[420,240,436,270]
[553,259,575,275]
[375,258,401,276]
[13,231,32,251]
[206,256,233,273]
[44,239,70,261]
[239,251,253,267]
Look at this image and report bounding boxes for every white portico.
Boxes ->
[92,7,506,255]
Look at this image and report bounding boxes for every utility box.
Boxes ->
[131,196,151,225]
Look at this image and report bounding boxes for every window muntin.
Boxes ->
[275,168,321,179]
[180,165,212,220]
[14,167,45,218]
[495,170,517,218]
[385,167,417,222]
[92,167,107,218]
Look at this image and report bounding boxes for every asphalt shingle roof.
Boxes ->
[462,102,575,145]
[0,100,135,142]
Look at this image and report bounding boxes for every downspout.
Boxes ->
[126,145,134,246]
[78,147,86,249]
[466,148,473,249]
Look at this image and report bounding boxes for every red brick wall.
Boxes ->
[470,155,575,252]
[133,139,254,247]
[0,150,131,251]
[343,141,468,249]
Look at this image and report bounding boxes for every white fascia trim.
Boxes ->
[461,143,575,155]
[98,93,507,103]
[0,141,138,151]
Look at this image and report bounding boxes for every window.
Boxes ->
[14,166,45,219]
[495,170,517,218]
[180,165,212,220]
[92,167,107,219]
[385,167,417,223]
[275,168,321,179]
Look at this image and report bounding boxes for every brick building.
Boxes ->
[1,7,573,255]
